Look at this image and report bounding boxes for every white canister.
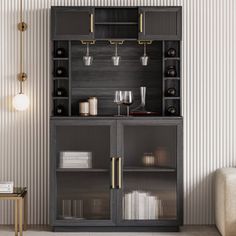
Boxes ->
[88,97,98,116]
[79,102,89,116]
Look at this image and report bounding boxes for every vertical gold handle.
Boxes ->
[111,157,115,189]
[118,157,122,189]
[139,13,143,33]
[90,14,94,33]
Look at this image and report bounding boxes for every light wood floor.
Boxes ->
[0,226,220,236]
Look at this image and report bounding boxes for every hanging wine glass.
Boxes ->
[140,43,149,66]
[83,42,93,66]
[111,43,120,66]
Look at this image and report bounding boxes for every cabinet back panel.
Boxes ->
[95,8,138,22]
[71,41,162,116]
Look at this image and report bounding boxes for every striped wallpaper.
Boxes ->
[0,0,236,225]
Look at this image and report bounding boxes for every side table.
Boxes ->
[0,187,27,236]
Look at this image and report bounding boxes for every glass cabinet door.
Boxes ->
[116,119,183,226]
[51,119,116,226]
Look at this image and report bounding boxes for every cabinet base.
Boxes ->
[53,226,180,232]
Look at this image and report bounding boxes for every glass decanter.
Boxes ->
[131,86,148,114]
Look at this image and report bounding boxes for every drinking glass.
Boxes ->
[114,91,123,116]
[123,91,133,116]
[62,199,72,219]
[72,199,83,219]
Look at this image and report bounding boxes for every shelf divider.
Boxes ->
[123,167,176,173]
[56,168,109,172]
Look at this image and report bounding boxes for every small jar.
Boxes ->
[142,153,155,167]
[79,102,89,116]
[88,97,98,116]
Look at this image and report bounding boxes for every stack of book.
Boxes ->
[59,151,92,168]
[123,191,163,220]
[0,181,14,193]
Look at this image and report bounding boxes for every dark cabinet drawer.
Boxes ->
[138,7,182,40]
[51,7,94,40]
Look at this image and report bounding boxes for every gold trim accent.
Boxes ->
[15,200,18,236]
[81,40,95,45]
[138,40,152,45]
[18,72,27,82]
[109,40,124,45]
[118,157,122,189]
[17,22,27,32]
[19,198,23,236]
[17,0,28,95]
[111,157,115,189]
[139,13,143,33]
[0,190,28,234]
[90,14,94,33]
[23,193,27,230]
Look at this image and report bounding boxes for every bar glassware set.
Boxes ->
[114,91,133,116]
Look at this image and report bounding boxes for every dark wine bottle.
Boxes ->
[167,48,176,57]
[55,48,66,57]
[167,106,177,115]
[166,88,176,97]
[55,87,67,97]
[55,67,66,77]
[55,104,65,116]
[166,66,177,77]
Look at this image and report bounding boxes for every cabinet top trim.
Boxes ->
[51,6,182,9]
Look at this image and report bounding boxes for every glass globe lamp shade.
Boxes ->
[13,93,29,111]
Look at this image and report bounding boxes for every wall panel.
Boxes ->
[0,0,235,225]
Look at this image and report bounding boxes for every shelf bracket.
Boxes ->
[109,40,124,45]
[81,40,95,45]
[138,40,152,45]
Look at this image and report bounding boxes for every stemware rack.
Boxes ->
[52,40,181,117]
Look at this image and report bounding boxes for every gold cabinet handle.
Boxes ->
[118,157,122,189]
[90,14,94,33]
[111,157,115,189]
[139,13,143,33]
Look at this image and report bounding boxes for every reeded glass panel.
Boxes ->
[123,172,176,220]
[124,126,177,169]
[57,172,110,220]
[55,125,112,221]
[56,126,110,169]
[122,125,177,221]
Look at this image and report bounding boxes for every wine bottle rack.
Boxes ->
[162,41,181,116]
[52,41,71,116]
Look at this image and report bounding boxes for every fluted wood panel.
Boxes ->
[0,0,235,225]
